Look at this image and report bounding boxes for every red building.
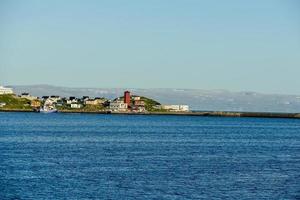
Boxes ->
[124,91,131,106]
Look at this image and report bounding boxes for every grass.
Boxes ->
[56,104,105,112]
[0,94,32,110]
[139,96,162,111]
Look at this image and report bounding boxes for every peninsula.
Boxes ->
[0,86,188,113]
[0,86,299,119]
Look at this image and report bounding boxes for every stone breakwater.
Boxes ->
[117,111,300,119]
[0,109,300,119]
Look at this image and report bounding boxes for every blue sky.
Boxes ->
[0,0,299,94]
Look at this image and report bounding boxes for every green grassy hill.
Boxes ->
[139,96,162,111]
[0,94,32,110]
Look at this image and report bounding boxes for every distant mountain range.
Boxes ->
[9,84,300,113]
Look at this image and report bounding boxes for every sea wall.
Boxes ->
[1,109,300,119]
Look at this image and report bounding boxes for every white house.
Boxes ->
[67,99,78,104]
[0,86,14,95]
[71,103,83,109]
[109,101,128,112]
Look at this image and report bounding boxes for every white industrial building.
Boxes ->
[155,105,189,112]
[0,86,14,95]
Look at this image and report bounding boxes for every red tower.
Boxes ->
[124,91,131,106]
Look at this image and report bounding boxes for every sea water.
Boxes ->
[0,112,299,199]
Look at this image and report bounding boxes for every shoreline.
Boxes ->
[1,109,300,119]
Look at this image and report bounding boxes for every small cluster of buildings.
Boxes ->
[68,96,106,109]
[35,91,147,112]
[38,95,107,109]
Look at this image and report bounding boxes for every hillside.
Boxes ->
[139,96,161,111]
[0,94,32,110]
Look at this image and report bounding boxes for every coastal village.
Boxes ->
[0,85,189,113]
[1,85,300,118]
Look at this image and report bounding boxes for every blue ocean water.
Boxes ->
[0,112,300,200]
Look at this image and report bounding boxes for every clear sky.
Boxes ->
[0,0,299,94]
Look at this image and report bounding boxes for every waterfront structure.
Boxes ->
[40,98,57,113]
[0,86,14,95]
[155,105,189,112]
[124,91,131,106]
[109,100,128,112]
